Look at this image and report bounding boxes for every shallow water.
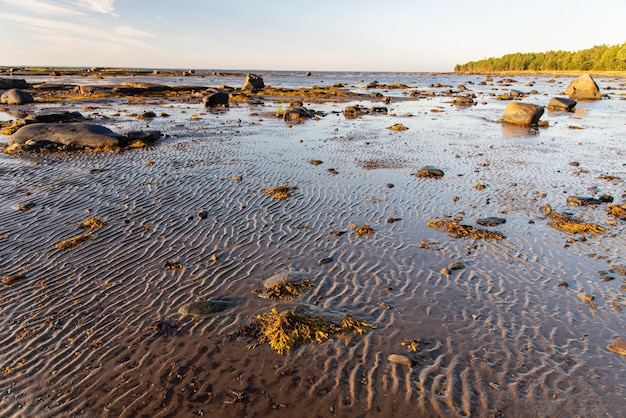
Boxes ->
[0,73,625,417]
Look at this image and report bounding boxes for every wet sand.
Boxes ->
[1,72,625,417]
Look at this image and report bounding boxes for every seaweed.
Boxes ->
[264,185,298,200]
[54,233,93,250]
[348,223,375,236]
[254,309,375,354]
[254,278,314,300]
[606,204,626,220]
[78,217,105,230]
[427,220,504,241]
[545,211,605,234]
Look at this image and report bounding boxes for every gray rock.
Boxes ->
[502,102,544,126]
[178,300,228,316]
[32,111,83,123]
[387,354,415,367]
[477,217,506,226]
[415,166,444,178]
[203,91,229,107]
[9,123,124,148]
[242,73,265,92]
[448,262,466,270]
[1,89,34,105]
[343,105,366,119]
[547,97,577,111]
[0,78,29,89]
[453,96,474,105]
[567,196,602,206]
[565,74,601,100]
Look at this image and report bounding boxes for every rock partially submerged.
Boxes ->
[607,337,626,355]
[547,97,577,111]
[1,89,34,105]
[178,300,228,316]
[8,122,124,150]
[565,74,601,100]
[0,78,29,89]
[502,102,544,126]
[203,91,229,108]
[283,106,314,121]
[242,73,265,93]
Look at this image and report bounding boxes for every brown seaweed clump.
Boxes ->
[255,308,374,354]
[54,233,93,250]
[264,185,298,200]
[78,216,105,230]
[606,203,626,220]
[348,223,375,235]
[540,206,605,234]
[254,278,314,300]
[427,220,504,241]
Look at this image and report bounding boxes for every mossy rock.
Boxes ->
[178,300,228,316]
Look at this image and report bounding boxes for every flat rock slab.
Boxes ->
[178,300,228,316]
[477,217,507,226]
[9,122,124,148]
[415,166,444,178]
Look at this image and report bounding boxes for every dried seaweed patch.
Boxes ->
[54,233,93,250]
[427,220,504,240]
[254,279,314,300]
[264,185,298,200]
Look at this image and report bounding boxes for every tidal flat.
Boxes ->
[0,69,625,417]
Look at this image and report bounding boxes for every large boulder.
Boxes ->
[283,107,314,121]
[242,73,265,93]
[8,123,124,149]
[564,74,601,100]
[502,102,544,126]
[0,78,29,89]
[1,89,34,105]
[203,91,229,107]
[547,97,577,111]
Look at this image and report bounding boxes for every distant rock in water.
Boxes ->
[547,97,577,111]
[565,74,601,100]
[1,89,34,105]
[203,91,229,107]
[242,73,265,93]
[0,78,29,89]
[502,102,544,126]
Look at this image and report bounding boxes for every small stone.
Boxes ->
[558,281,569,288]
[610,265,626,276]
[178,300,228,316]
[385,183,395,188]
[330,230,347,236]
[318,257,333,266]
[415,166,444,178]
[387,217,402,224]
[607,337,626,355]
[11,202,35,211]
[477,217,506,226]
[448,262,465,271]
[387,354,414,367]
[441,267,451,275]
[232,175,243,181]
[578,293,594,303]
[197,211,209,219]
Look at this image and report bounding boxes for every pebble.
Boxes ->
[448,262,466,270]
[441,267,451,275]
[11,202,35,211]
[607,337,626,355]
[318,257,334,265]
[415,166,444,178]
[610,265,626,276]
[387,354,414,367]
[578,293,594,303]
[476,217,506,226]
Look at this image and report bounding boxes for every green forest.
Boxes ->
[454,43,626,72]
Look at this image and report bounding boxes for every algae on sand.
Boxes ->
[427,220,504,241]
[254,278,314,300]
[254,308,375,354]
[54,233,93,250]
[264,185,298,200]
[542,207,605,234]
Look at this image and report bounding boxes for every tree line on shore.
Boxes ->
[454,42,626,72]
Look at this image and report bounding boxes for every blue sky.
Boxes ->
[1,0,625,71]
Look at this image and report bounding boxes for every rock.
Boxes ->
[415,166,444,178]
[387,354,414,367]
[598,194,613,203]
[547,97,577,111]
[137,111,157,119]
[0,78,29,89]
[610,265,626,276]
[242,73,265,92]
[453,96,474,105]
[305,71,312,76]
[578,293,594,303]
[283,107,314,121]
[125,130,162,144]
[567,196,602,206]
[32,111,83,123]
[263,271,305,288]
[502,102,544,126]
[565,74,601,100]
[9,123,124,149]
[477,217,506,226]
[203,91,229,107]
[607,337,626,355]
[1,89,34,105]
[178,300,228,316]
[448,262,466,270]
[11,202,35,211]
[318,257,334,265]
[343,105,366,119]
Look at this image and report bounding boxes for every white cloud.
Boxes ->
[0,0,84,16]
[78,0,116,15]
[114,25,155,38]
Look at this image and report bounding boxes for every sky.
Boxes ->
[1,0,625,72]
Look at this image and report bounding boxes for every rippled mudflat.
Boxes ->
[0,72,625,417]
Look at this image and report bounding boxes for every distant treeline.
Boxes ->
[455,43,626,72]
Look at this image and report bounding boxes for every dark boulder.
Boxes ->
[502,102,544,126]
[203,91,230,107]
[0,78,29,89]
[343,105,366,119]
[283,107,314,121]
[8,123,124,149]
[547,97,577,111]
[415,166,444,178]
[242,73,265,92]
[1,89,34,105]
[565,74,601,100]
[452,96,474,105]
[567,196,602,206]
